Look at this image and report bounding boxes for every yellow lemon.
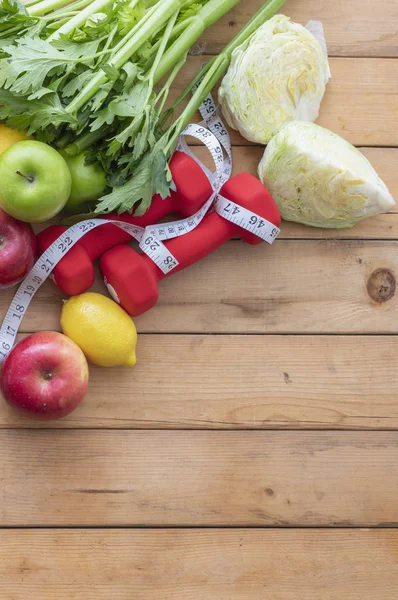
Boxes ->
[60,292,137,367]
[0,123,32,155]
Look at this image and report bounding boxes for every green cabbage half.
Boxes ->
[258,121,395,228]
[218,14,330,144]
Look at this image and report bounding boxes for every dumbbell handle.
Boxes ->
[38,192,182,262]
[77,188,186,259]
[146,211,235,279]
[100,211,238,316]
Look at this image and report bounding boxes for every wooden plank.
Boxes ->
[0,430,398,526]
[1,529,397,599]
[125,240,398,334]
[317,59,398,147]
[172,57,398,147]
[133,239,398,334]
[202,0,398,57]
[3,239,397,334]
[2,335,398,430]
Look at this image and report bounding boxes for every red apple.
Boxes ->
[0,331,89,420]
[0,207,37,288]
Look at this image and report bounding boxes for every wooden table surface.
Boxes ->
[1,0,398,597]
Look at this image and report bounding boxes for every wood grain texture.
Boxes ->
[6,240,398,334]
[1,430,397,526]
[2,335,398,430]
[1,529,398,599]
[173,57,398,146]
[281,214,398,240]
[202,0,398,57]
[133,239,398,334]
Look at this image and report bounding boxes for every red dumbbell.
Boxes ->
[36,152,212,296]
[100,173,281,316]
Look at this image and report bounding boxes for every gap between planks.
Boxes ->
[0,524,397,530]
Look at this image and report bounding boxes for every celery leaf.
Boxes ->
[0,88,76,136]
[0,38,73,94]
[95,145,172,215]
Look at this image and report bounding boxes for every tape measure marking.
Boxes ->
[192,67,232,185]
[143,112,230,272]
[215,195,280,244]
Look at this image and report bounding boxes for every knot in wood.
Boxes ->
[367,268,396,303]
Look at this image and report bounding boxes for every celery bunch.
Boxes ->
[0,0,286,215]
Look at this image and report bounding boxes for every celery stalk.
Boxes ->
[145,16,195,63]
[41,0,94,21]
[153,0,240,84]
[24,0,44,7]
[47,0,115,39]
[62,129,105,155]
[166,54,229,153]
[148,11,179,84]
[65,0,241,117]
[64,0,183,114]
[28,0,80,16]
[107,2,159,56]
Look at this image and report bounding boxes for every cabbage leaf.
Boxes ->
[218,14,330,143]
[258,121,395,228]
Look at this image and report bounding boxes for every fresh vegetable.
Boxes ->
[0,207,37,288]
[0,331,89,420]
[60,150,107,211]
[61,292,138,367]
[0,0,286,216]
[218,14,330,144]
[258,121,396,228]
[0,140,71,222]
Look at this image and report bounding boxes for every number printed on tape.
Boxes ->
[215,195,280,244]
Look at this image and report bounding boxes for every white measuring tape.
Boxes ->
[179,90,232,186]
[215,195,280,244]
[0,93,280,362]
[142,119,229,270]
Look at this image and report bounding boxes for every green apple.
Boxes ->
[0,141,72,223]
[60,151,107,213]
